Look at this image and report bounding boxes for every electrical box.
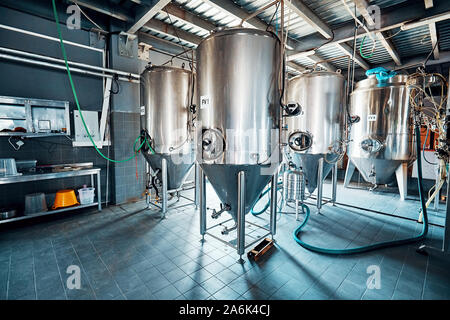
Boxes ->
[74,111,99,143]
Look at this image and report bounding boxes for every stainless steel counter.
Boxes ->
[0,166,101,224]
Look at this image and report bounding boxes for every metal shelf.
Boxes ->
[0,202,99,224]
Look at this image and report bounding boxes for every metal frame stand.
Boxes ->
[146,159,198,219]
[344,159,408,201]
[199,169,277,263]
[314,159,338,214]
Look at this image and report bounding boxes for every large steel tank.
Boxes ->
[140,65,195,191]
[196,28,281,221]
[346,74,414,186]
[285,71,346,193]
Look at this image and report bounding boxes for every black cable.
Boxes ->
[110,74,120,95]
[266,2,280,31]
[423,38,440,67]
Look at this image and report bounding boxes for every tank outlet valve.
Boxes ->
[211,203,231,219]
[222,223,237,235]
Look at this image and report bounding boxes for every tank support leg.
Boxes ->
[434,165,441,211]
[237,171,246,264]
[317,158,324,214]
[194,162,200,210]
[344,160,355,188]
[332,162,338,206]
[395,162,408,201]
[161,158,168,219]
[199,166,206,243]
[270,174,277,237]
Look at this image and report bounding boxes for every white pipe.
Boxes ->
[0,23,103,53]
[0,46,140,79]
[0,53,139,83]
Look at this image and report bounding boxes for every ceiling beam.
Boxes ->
[70,0,130,21]
[353,50,450,78]
[286,0,333,39]
[286,50,316,61]
[200,0,335,72]
[162,3,217,32]
[290,0,450,52]
[138,31,196,58]
[353,0,402,65]
[143,19,202,46]
[335,43,370,70]
[429,22,439,60]
[128,0,171,34]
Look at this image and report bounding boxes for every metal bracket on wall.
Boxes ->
[118,32,137,58]
[89,30,106,49]
[138,42,152,62]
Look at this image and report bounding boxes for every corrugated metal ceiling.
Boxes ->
[133,0,450,72]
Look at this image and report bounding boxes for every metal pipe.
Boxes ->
[194,162,200,209]
[0,53,139,83]
[161,157,168,218]
[317,157,324,213]
[199,166,206,241]
[270,174,277,236]
[332,162,338,205]
[0,47,140,79]
[0,23,103,53]
[444,171,450,252]
[237,171,246,264]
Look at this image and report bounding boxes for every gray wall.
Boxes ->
[0,6,147,210]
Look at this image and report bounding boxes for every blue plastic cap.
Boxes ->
[366,67,397,81]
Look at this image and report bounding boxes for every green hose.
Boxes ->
[51,0,154,162]
[293,124,428,254]
[360,35,375,59]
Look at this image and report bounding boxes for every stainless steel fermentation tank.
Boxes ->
[196,28,281,262]
[285,71,345,212]
[140,66,197,217]
[344,75,414,200]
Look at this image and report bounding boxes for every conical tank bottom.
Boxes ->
[201,164,277,222]
[144,153,194,191]
[350,158,403,185]
[291,153,333,193]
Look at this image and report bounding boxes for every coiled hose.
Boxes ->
[293,124,428,254]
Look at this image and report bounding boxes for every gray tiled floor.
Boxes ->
[0,180,449,300]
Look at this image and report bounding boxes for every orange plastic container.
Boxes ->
[52,189,79,210]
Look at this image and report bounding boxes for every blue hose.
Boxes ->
[251,182,283,215]
[293,124,428,255]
